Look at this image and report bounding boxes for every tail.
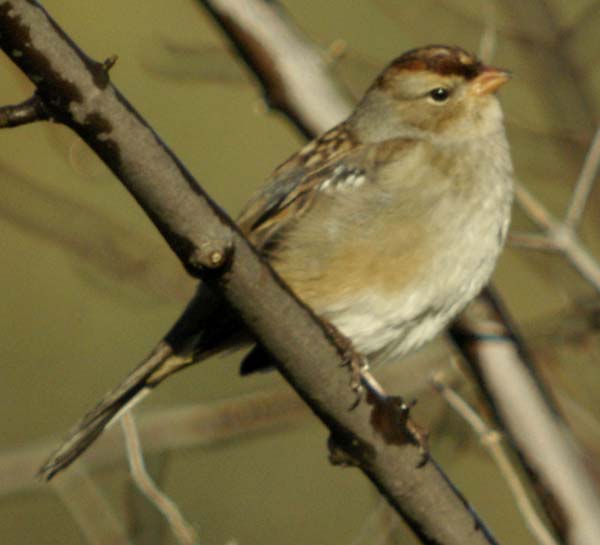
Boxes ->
[39,287,244,480]
[38,342,195,480]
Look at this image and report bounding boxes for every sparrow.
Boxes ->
[41,45,514,479]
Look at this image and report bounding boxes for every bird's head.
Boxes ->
[351,45,510,144]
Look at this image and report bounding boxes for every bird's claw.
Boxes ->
[345,353,369,409]
[322,318,369,408]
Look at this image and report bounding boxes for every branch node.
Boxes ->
[103,54,118,72]
[0,94,49,128]
[327,429,375,467]
[325,39,348,65]
[190,238,234,271]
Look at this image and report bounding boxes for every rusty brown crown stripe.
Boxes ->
[379,45,484,85]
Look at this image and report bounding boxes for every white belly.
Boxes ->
[323,180,512,366]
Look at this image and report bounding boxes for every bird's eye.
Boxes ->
[428,87,450,102]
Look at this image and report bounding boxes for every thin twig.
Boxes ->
[558,233,600,291]
[514,183,600,293]
[51,462,133,545]
[125,451,170,545]
[456,328,600,544]
[0,94,48,127]
[121,413,199,545]
[508,232,559,251]
[478,0,497,63]
[432,373,559,545]
[564,126,600,229]
[514,183,558,229]
[350,498,398,545]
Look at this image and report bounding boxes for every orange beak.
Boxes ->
[470,67,511,96]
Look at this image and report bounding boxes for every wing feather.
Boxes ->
[237,124,361,251]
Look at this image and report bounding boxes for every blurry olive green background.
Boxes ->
[2,1,600,544]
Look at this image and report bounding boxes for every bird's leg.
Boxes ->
[319,319,428,465]
[320,318,368,405]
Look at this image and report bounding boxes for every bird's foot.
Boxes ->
[321,318,369,407]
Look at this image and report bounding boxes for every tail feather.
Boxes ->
[40,286,247,480]
[39,342,188,480]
